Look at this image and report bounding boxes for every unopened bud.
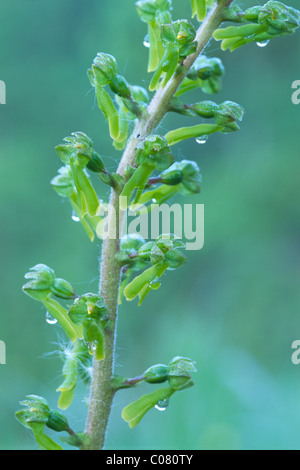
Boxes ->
[144,364,169,384]
[46,410,69,432]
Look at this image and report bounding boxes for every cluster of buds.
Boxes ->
[136,0,173,72]
[137,159,201,208]
[214,1,300,51]
[177,55,225,96]
[149,20,197,91]
[165,98,244,145]
[22,264,82,343]
[118,234,187,305]
[15,395,71,450]
[120,135,174,209]
[121,356,196,428]
[143,356,197,390]
[67,293,110,361]
[88,53,148,149]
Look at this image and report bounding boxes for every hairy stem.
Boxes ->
[83,0,233,450]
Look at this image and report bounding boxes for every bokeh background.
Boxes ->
[0,0,300,450]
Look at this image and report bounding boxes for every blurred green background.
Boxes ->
[0,0,300,450]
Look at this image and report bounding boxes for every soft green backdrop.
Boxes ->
[0,0,300,450]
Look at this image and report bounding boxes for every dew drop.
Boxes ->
[71,210,80,222]
[256,40,269,48]
[143,35,150,48]
[88,342,97,353]
[46,312,58,325]
[152,198,157,203]
[155,398,169,411]
[196,135,208,145]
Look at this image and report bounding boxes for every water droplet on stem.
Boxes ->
[196,135,208,145]
[256,40,269,48]
[71,211,80,222]
[46,312,58,325]
[143,35,150,48]
[155,398,169,411]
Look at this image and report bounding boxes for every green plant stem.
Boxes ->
[83,0,233,451]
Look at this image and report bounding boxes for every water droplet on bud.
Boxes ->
[196,135,208,145]
[155,398,169,411]
[46,312,58,325]
[152,198,157,203]
[71,211,80,222]
[256,40,269,48]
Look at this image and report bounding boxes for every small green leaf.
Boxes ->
[34,431,63,451]
[42,298,82,343]
[122,387,175,428]
[58,387,75,411]
[165,123,222,146]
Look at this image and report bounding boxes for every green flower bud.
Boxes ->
[165,249,187,270]
[68,293,108,326]
[160,160,201,197]
[161,20,196,48]
[137,241,155,261]
[23,264,55,300]
[168,356,196,391]
[24,264,55,287]
[161,169,183,185]
[144,364,169,383]
[109,74,131,99]
[136,0,172,23]
[192,100,218,118]
[188,56,225,81]
[22,281,51,302]
[68,298,87,325]
[155,233,185,252]
[92,53,118,86]
[129,85,149,105]
[135,135,174,170]
[120,136,174,208]
[86,152,105,173]
[51,165,74,198]
[170,356,197,372]
[46,410,69,432]
[149,244,165,265]
[55,144,74,164]
[65,131,93,150]
[243,6,261,21]
[258,2,298,33]
[16,396,50,427]
[51,278,75,300]
[214,101,244,133]
[121,234,146,254]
